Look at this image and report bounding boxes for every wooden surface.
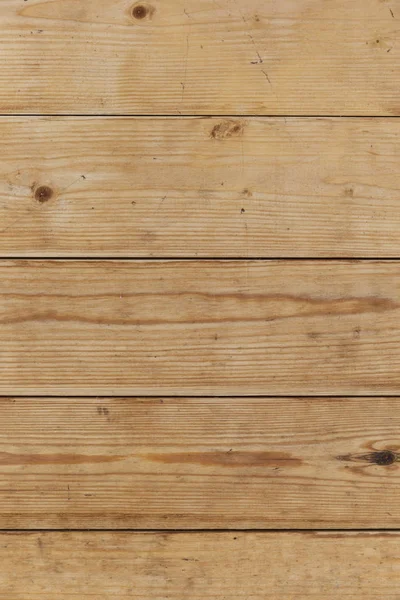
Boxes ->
[2,117,400,257]
[1,0,400,114]
[0,396,400,529]
[1,531,400,599]
[2,0,399,593]
[3,259,400,395]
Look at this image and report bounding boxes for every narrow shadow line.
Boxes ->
[1,257,400,261]
[0,114,399,118]
[0,527,399,533]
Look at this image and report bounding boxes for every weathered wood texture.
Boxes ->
[1,396,400,529]
[2,259,400,395]
[0,0,399,114]
[2,117,400,257]
[1,531,400,599]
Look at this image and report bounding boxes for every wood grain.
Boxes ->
[1,396,400,528]
[2,117,400,257]
[3,259,400,395]
[0,0,399,114]
[1,531,400,599]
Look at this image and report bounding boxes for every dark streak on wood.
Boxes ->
[146,451,303,468]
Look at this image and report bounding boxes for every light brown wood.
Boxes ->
[0,0,399,114]
[2,117,400,257]
[2,259,400,395]
[1,396,400,529]
[1,531,399,599]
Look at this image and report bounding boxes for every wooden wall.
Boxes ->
[1,0,399,596]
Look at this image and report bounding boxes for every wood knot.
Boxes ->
[336,449,398,466]
[210,120,244,140]
[131,2,154,20]
[34,185,53,203]
[371,450,396,465]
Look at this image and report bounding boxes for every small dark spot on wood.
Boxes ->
[344,187,354,198]
[132,2,154,19]
[34,185,53,203]
[308,332,320,341]
[133,4,147,18]
[182,558,199,562]
[353,327,361,339]
[241,208,245,213]
[210,120,244,140]
[210,124,221,138]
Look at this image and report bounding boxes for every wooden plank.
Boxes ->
[1,531,399,599]
[1,396,400,529]
[3,259,400,395]
[2,117,400,257]
[0,1,399,114]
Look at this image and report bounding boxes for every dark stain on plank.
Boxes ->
[146,450,302,468]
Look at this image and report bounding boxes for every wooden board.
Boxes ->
[1,396,400,529]
[0,0,400,114]
[3,259,400,395]
[1,531,400,599]
[2,117,400,257]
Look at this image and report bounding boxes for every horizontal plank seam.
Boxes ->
[3,257,400,261]
[2,394,400,399]
[2,114,400,119]
[0,528,399,533]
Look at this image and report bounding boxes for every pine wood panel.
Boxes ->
[1,396,400,529]
[2,117,400,257]
[2,259,400,395]
[1,531,400,599]
[0,0,399,114]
